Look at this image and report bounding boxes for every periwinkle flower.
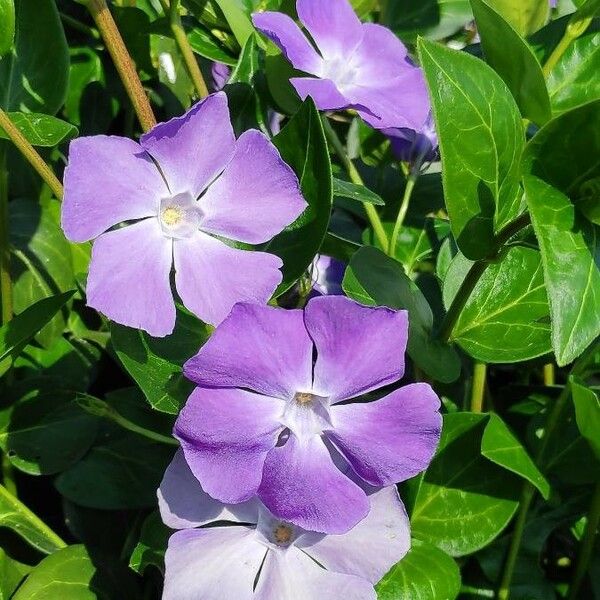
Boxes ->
[252,0,430,130]
[211,61,231,91]
[177,295,441,534]
[309,254,345,296]
[61,92,306,336]
[159,450,410,600]
[385,112,439,172]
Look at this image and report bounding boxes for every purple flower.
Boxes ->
[252,0,430,130]
[159,449,410,600]
[309,254,345,296]
[211,62,231,91]
[61,92,306,336]
[385,112,439,171]
[177,295,442,534]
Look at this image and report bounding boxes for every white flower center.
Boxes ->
[159,191,201,239]
[320,56,359,92]
[280,391,332,439]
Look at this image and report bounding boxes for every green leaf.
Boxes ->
[487,0,550,35]
[266,98,332,294]
[0,548,30,600]
[571,379,600,459]
[213,0,254,46]
[64,47,104,127]
[482,413,550,499]
[471,0,551,124]
[343,246,461,383]
[333,178,385,206]
[0,291,73,365]
[0,0,14,57]
[376,540,460,600]
[524,175,600,365]
[129,511,168,575]
[110,308,211,415]
[0,0,69,114]
[0,112,77,146]
[187,23,238,65]
[410,412,520,556]
[418,39,525,260]
[443,246,552,363]
[0,483,65,554]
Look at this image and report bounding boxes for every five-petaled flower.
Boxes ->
[252,0,430,131]
[61,92,306,337]
[176,295,442,534]
[159,449,410,600]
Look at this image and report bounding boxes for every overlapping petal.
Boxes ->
[290,77,358,111]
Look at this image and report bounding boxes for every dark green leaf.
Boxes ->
[0,112,77,146]
[471,0,551,124]
[418,39,525,260]
[524,175,600,365]
[187,24,238,65]
[0,0,14,57]
[129,511,168,575]
[571,379,600,459]
[333,178,385,206]
[488,0,550,35]
[376,540,460,600]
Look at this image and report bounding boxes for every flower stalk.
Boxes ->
[470,362,487,413]
[389,173,417,258]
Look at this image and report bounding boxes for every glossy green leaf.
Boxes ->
[443,246,552,363]
[0,548,30,600]
[410,412,520,556]
[0,112,77,146]
[129,511,168,575]
[418,39,525,260]
[64,47,104,127]
[187,24,238,65]
[0,0,14,57]
[376,540,460,600]
[110,308,211,414]
[471,0,551,124]
[487,0,550,35]
[0,0,69,114]
[524,175,600,365]
[266,98,332,294]
[571,379,600,459]
[333,178,385,206]
[343,246,461,383]
[213,0,254,46]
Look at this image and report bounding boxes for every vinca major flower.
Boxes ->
[177,295,442,534]
[252,0,430,131]
[159,450,410,600]
[61,92,306,336]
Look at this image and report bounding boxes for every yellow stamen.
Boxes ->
[273,524,293,545]
[294,392,314,406]
[162,206,182,226]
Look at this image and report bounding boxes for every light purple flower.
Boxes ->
[177,295,442,534]
[61,92,306,336]
[211,62,231,91]
[159,449,411,600]
[252,0,430,130]
[309,254,345,296]
[385,112,439,171]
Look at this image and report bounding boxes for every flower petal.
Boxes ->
[173,232,283,326]
[183,302,313,399]
[87,219,175,337]
[174,387,284,504]
[290,77,355,112]
[200,129,306,244]
[328,384,442,486]
[258,434,369,534]
[62,136,166,242]
[297,486,410,584]
[164,527,264,600]
[158,449,260,529]
[140,92,235,197]
[255,546,376,600]
[306,296,408,402]
[296,0,363,59]
[252,12,323,74]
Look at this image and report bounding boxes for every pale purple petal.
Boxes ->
[183,302,313,399]
[306,296,408,402]
[173,231,282,326]
[86,219,175,337]
[296,0,363,59]
[140,92,235,197]
[252,12,323,74]
[255,547,376,600]
[298,487,410,584]
[290,77,355,111]
[163,528,264,600]
[200,130,306,244]
[211,62,231,91]
[62,136,167,242]
[258,434,369,534]
[174,387,284,504]
[328,384,442,486]
[158,450,260,529]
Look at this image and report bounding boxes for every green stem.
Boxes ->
[470,362,487,413]
[86,0,157,132]
[159,0,209,99]
[0,147,11,324]
[321,116,389,253]
[59,12,100,39]
[568,482,600,600]
[543,363,555,386]
[1,452,17,497]
[0,109,63,200]
[389,174,417,258]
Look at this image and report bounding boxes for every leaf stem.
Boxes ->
[0,109,63,200]
[470,362,487,413]
[321,116,389,253]
[543,363,555,386]
[389,173,417,258]
[0,147,11,324]
[86,0,157,132]
[159,0,209,99]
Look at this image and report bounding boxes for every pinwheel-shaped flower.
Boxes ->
[62,92,306,336]
[385,112,439,172]
[177,295,442,534]
[159,450,410,600]
[252,0,430,130]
